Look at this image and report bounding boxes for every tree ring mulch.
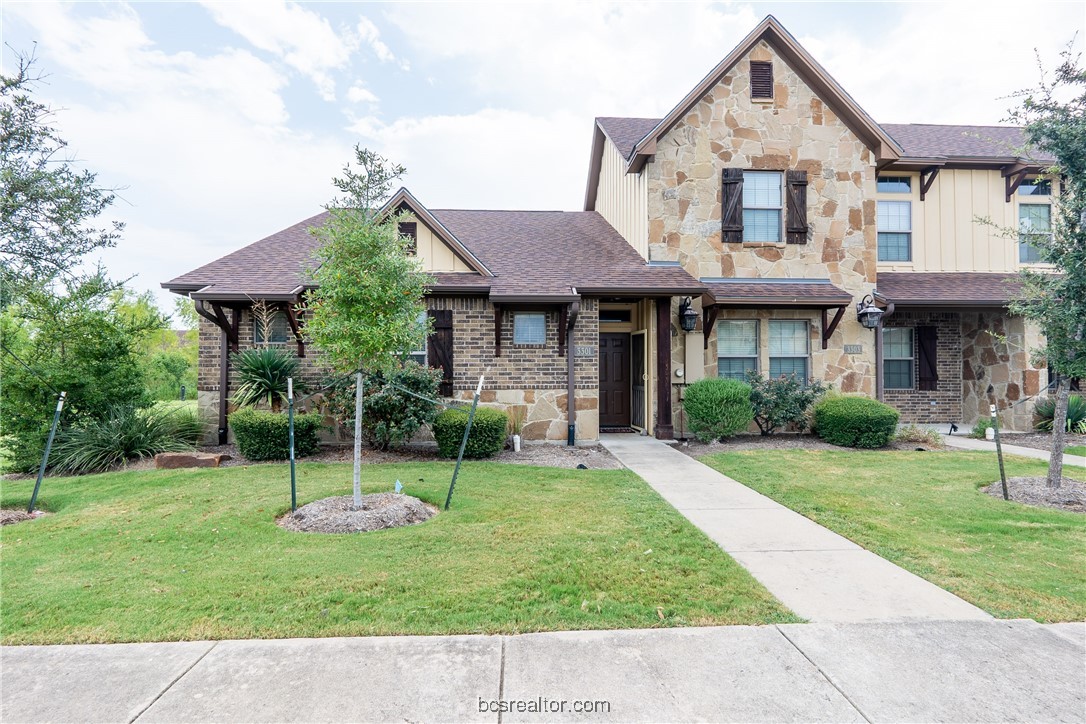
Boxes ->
[982,476,1086,513]
[0,509,49,526]
[277,493,438,534]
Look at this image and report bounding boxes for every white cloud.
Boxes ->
[199,0,352,101]
[346,84,379,105]
[357,16,406,69]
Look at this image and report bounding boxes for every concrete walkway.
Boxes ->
[2,621,1082,722]
[942,433,1086,467]
[600,434,989,623]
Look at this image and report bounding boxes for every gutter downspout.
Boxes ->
[566,295,581,446]
[875,302,895,401]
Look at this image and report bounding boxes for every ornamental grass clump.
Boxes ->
[433,407,508,459]
[683,378,754,442]
[52,404,205,474]
[813,396,899,449]
[230,348,300,412]
[1034,395,1086,434]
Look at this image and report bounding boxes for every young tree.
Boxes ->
[304,147,432,506]
[1006,45,1086,488]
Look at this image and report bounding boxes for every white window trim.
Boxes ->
[513,312,547,346]
[716,319,759,379]
[877,199,913,263]
[742,170,783,244]
[1018,200,1051,265]
[768,319,809,380]
[883,327,915,390]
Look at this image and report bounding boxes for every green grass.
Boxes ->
[0,462,795,644]
[1066,445,1085,457]
[702,449,1086,622]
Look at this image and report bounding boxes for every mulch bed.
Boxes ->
[982,476,1086,513]
[0,509,48,526]
[674,434,944,458]
[993,432,1086,453]
[277,493,437,534]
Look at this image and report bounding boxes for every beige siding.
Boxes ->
[403,214,474,273]
[595,136,649,258]
[877,170,1056,273]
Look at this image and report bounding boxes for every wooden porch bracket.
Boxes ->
[493,304,502,357]
[283,302,305,358]
[1003,163,1032,202]
[702,301,720,350]
[919,166,940,201]
[195,300,240,353]
[820,306,847,350]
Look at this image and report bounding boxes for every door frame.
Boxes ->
[630,330,647,432]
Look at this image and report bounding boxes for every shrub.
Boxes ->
[1034,394,1086,433]
[746,371,828,436]
[894,423,942,447]
[970,418,995,439]
[230,407,323,461]
[432,407,508,459]
[231,348,300,412]
[683,378,754,442]
[813,396,900,448]
[320,363,442,450]
[52,404,205,474]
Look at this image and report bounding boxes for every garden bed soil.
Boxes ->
[991,432,1086,453]
[674,434,944,458]
[277,493,437,533]
[0,509,48,526]
[982,476,1086,513]
[199,442,624,470]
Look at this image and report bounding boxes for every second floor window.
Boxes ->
[877,200,912,262]
[398,221,418,254]
[768,320,808,379]
[1018,179,1051,264]
[743,171,782,243]
[717,320,758,379]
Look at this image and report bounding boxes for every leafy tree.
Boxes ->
[1006,45,1086,488]
[303,147,432,505]
[1,50,122,304]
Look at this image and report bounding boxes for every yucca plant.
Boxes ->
[52,404,205,474]
[1034,394,1086,433]
[231,348,301,411]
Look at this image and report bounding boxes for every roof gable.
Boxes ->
[380,188,493,276]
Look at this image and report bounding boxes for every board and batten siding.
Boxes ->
[876,169,1056,274]
[595,135,649,259]
[402,214,474,273]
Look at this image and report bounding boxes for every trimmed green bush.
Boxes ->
[433,407,508,459]
[813,396,899,448]
[683,378,754,442]
[230,408,323,461]
[1034,394,1086,433]
[970,418,995,439]
[746,371,828,436]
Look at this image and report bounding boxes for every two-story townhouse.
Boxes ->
[165,15,1053,444]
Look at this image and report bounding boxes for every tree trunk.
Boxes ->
[353,371,363,508]
[1047,375,1071,489]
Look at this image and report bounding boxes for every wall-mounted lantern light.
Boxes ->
[678,297,699,332]
[856,295,885,330]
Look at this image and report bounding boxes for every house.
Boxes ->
[164,16,1055,445]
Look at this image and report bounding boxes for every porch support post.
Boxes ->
[493,304,502,357]
[655,297,674,440]
[565,300,580,446]
[194,300,236,444]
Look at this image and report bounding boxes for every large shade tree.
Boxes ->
[304,147,432,506]
[1007,45,1086,488]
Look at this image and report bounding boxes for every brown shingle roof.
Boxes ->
[596,117,660,160]
[875,272,1021,307]
[880,124,1054,162]
[703,278,854,307]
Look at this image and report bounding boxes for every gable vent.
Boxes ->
[750,61,773,99]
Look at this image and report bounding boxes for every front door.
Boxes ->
[599,333,631,427]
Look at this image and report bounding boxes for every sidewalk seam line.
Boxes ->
[775,626,872,724]
[496,636,507,724]
[129,641,218,723]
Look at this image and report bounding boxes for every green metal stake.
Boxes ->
[991,403,1009,501]
[445,375,484,511]
[28,391,66,514]
[288,377,297,513]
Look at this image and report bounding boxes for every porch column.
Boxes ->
[655,297,674,439]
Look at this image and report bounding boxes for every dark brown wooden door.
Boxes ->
[599,333,631,427]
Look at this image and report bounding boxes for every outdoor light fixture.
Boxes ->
[678,297,699,332]
[856,295,885,330]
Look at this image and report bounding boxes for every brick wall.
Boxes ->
[882,311,962,425]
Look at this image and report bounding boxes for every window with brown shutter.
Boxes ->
[427,309,454,396]
[917,325,939,391]
[785,170,809,244]
[750,61,773,99]
[398,222,418,254]
[721,168,744,243]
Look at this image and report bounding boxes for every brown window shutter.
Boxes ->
[398,222,418,254]
[917,325,939,391]
[786,170,808,244]
[721,168,744,243]
[427,309,454,396]
[750,61,773,99]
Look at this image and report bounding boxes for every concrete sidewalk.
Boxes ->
[600,434,989,623]
[942,434,1086,467]
[2,621,1082,723]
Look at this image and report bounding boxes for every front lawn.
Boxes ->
[1067,445,1086,457]
[703,450,1086,622]
[0,462,795,644]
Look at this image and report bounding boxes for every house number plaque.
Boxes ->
[843,344,863,354]
[575,345,596,357]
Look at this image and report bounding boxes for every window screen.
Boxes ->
[513,313,546,345]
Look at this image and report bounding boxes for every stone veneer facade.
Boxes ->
[961,313,1045,431]
[196,298,601,445]
[645,40,878,421]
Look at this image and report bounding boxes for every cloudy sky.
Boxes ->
[3,1,1083,313]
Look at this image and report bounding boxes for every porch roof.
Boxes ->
[703,277,854,307]
[874,272,1022,307]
